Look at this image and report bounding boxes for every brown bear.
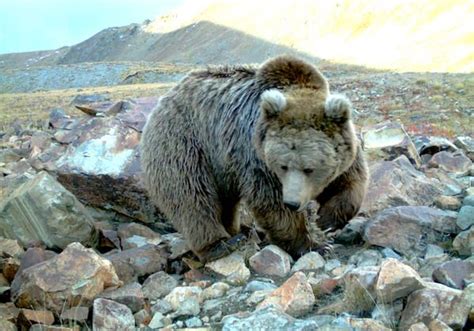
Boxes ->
[140,55,368,262]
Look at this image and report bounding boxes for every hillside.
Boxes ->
[1,0,472,72]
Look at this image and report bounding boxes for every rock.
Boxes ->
[12,242,120,314]
[0,319,16,331]
[222,306,319,330]
[343,266,379,313]
[29,325,80,331]
[434,195,461,210]
[432,260,474,290]
[308,274,338,297]
[246,289,273,305]
[407,322,429,331]
[414,136,458,157]
[243,280,277,293]
[134,308,151,327]
[424,244,445,259]
[454,136,474,160]
[249,245,292,277]
[105,244,168,283]
[161,232,190,259]
[1,257,20,283]
[92,298,135,331]
[99,282,145,313]
[201,282,230,300]
[0,303,19,322]
[348,249,382,267]
[206,251,250,285]
[371,300,403,329]
[148,312,172,329]
[453,227,474,256]
[117,223,161,250]
[324,259,342,273]
[364,206,458,256]
[150,299,172,315]
[60,306,89,325]
[429,319,454,331]
[399,282,470,330]
[427,151,472,176]
[142,271,178,301]
[164,286,202,316]
[185,316,203,328]
[376,258,424,302]
[381,247,402,260]
[457,206,474,230]
[71,93,110,105]
[361,121,421,166]
[335,216,368,244]
[258,271,315,317]
[17,309,54,328]
[15,247,57,278]
[464,195,474,207]
[0,171,97,249]
[40,97,164,224]
[361,156,442,216]
[291,251,325,272]
[0,238,24,258]
[345,318,392,331]
[423,168,463,196]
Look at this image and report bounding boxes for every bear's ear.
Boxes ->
[324,94,351,123]
[261,89,287,119]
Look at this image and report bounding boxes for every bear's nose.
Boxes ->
[284,201,300,211]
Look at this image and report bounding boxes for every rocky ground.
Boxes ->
[0,96,473,330]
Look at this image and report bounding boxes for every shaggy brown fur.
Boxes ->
[140,55,368,262]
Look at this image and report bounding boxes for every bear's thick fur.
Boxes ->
[140,55,368,262]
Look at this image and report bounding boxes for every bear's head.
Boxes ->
[255,56,357,211]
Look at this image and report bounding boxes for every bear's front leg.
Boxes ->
[316,146,368,231]
[251,207,330,259]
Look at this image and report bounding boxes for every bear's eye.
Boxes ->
[281,165,288,171]
[303,168,314,174]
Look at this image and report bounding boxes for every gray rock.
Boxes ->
[150,299,172,315]
[432,259,474,290]
[222,306,320,330]
[381,248,402,260]
[93,298,135,331]
[364,206,458,256]
[457,206,474,230]
[413,136,458,157]
[454,136,474,160]
[249,245,292,278]
[427,151,472,176]
[424,244,445,259]
[99,282,145,313]
[201,282,230,300]
[336,216,368,243]
[400,282,470,330]
[0,171,97,249]
[185,316,203,328]
[343,266,379,313]
[463,195,474,207]
[292,252,325,272]
[324,259,341,273]
[244,280,277,293]
[117,222,161,250]
[105,244,168,283]
[361,156,443,216]
[361,121,421,166]
[371,300,403,329]
[164,286,202,316]
[453,227,474,256]
[142,271,178,301]
[348,249,382,267]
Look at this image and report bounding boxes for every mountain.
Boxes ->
[1,0,473,72]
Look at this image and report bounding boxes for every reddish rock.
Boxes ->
[399,282,470,330]
[12,242,120,314]
[376,258,424,302]
[258,271,315,317]
[432,259,474,290]
[361,156,442,216]
[428,151,472,175]
[364,206,458,256]
[249,245,292,277]
[17,309,54,328]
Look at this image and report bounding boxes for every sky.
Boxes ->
[0,0,185,54]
